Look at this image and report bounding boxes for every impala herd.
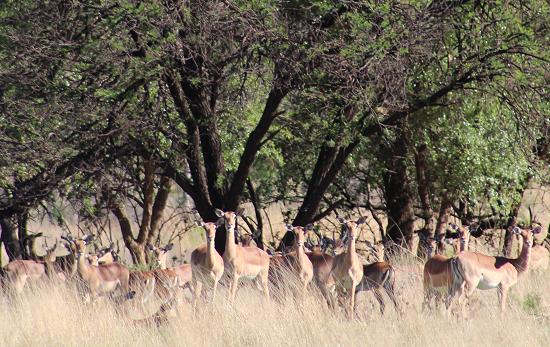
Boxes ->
[0,208,547,325]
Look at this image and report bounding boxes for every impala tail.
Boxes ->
[448,256,465,309]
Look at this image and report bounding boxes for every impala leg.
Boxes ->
[229,275,239,304]
[458,281,475,319]
[260,271,270,302]
[373,288,386,315]
[192,280,202,316]
[498,284,509,313]
[385,283,400,315]
[349,284,357,319]
[212,279,219,303]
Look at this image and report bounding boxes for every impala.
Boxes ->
[330,216,366,317]
[422,223,471,311]
[269,225,314,298]
[74,236,130,300]
[1,242,58,294]
[356,241,400,315]
[147,243,174,269]
[217,209,270,303]
[306,246,336,307]
[448,225,541,317]
[190,221,224,312]
[87,248,117,266]
[148,242,193,295]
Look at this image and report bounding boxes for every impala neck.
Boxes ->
[76,251,90,277]
[347,234,357,260]
[207,235,216,260]
[294,238,305,258]
[512,238,533,274]
[460,237,469,252]
[225,223,237,256]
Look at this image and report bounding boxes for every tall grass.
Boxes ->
[1,262,550,347]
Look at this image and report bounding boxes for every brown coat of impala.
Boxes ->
[148,243,193,292]
[191,221,224,312]
[356,241,400,315]
[269,225,314,298]
[422,223,471,311]
[217,209,270,303]
[330,216,366,317]
[74,236,130,300]
[448,225,541,317]
[1,243,58,294]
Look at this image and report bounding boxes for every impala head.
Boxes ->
[215,209,240,233]
[240,234,254,246]
[337,216,367,241]
[366,240,385,261]
[74,235,95,255]
[43,240,59,263]
[511,225,541,248]
[147,243,174,269]
[95,245,117,264]
[286,224,313,248]
[199,221,218,243]
[87,253,100,266]
[449,223,472,250]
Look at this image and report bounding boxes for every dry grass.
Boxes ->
[2,260,550,347]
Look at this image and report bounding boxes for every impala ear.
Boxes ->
[146,243,155,251]
[305,223,314,231]
[337,217,347,224]
[214,209,224,218]
[285,224,294,232]
[164,243,174,252]
[235,208,245,217]
[532,226,542,234]
[356,216,367,225]
[512,226,521,235]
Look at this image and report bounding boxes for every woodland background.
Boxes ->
[0,0,549,266]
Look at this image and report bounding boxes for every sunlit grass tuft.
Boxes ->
[2,261,550,346]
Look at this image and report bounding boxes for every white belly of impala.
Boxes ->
[241,265,261,279]
[98,280,119,293]
[477,275,499,290]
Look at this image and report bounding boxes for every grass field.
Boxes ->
[1,257,550,347]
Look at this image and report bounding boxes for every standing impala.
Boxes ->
[147,243,174,269]
[190,221,224,312]
[306,245,336,307]
[330,216,366,317]
[448,225,541,317]
[270,225,314,298]
[356,241,400,315]
[423,223,471,311]
[1,242,58,294]
[74,236,130,300]
[148,243,193,295]
[217,209,270,303]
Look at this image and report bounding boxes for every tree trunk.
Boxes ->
[112,203,146,264]
[383,129,415,252]
[434,195,452,255]
[246,179,264,250]
[18,212,30,259]
[415,144,436,257]
[147,176,172,245]
[0,216,21,260]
